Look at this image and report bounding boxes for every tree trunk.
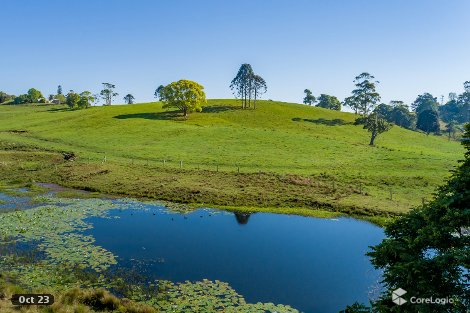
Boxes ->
[369,131,376,146]
[254,89,257,109]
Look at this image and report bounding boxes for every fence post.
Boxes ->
[163,159,166,166]
[389,190,393,200]
[359,182,362,194]
[237,165,240,173]
[180,160,183,169]
[216,165,219,172]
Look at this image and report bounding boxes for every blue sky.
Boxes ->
[1,0,469,106]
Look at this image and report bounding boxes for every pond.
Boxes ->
[84,201,384,312]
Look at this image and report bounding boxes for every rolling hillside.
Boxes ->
[0,100,463,217]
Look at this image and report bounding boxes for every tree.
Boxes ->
[316,94,341,110]
[100,83,118,106]
[457,81,470,123]
[303,89,316,105]
[362,111,392,145]
[411,93,438,114]
[376,101,417,130]
[13,94,29,105]
[230,64,254,109]
[252,74,267,109]
[367,123,470,312]
[417,109,440,134]
[154,85,164,100]
[56,94,66,104]
[78,91,94,109]
[346,73,381,116]
[439,98,460,123]
[123,94,135,104]
[27,88,44,103]
[57,85,63,95]
[66,90,80,109]
[0,92,14,104]
[343,96,359,114]
[160,80,206,117]
[445,120,457,140]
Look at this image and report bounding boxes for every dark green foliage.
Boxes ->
[411,93,438,114]
[368,123,470,312]
[154,85,164,100]
[57,85,63,95]
[12,88,45,104]
[230,63,254,109]
[376,102,416,130]
[252,74,267,109]
[344,73,381,115]
[362,111,392,145]
[316,94,341,110]
[66,91,80,109]
[303,89,316,105]
[439,82,470,124]
[13,94,29,104]
[0,91,14,104]
[78,91,94,109]
[439,99,460,123]
[100,83,118,106]
[123,94,135,104]
[27,88,45,103]
[417,109,440,134]
[229,64,266,109]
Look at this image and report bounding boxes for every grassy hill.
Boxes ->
[0,99,463,220]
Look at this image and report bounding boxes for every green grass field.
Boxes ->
[0,99,463,218]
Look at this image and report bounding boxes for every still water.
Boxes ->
[85,202,384,312]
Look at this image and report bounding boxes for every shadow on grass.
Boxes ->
[292,117,353,126]
[113,110,183,120]
[202,105,239,113]
[47,107,69,112]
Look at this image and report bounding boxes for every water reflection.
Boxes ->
[234,212,252,225]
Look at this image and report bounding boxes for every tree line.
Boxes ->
[304,72,469,141]
[2,67,468,140]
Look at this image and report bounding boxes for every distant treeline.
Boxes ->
[1,67,468,139]
[303,73,469,138]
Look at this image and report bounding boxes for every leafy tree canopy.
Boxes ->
[411,93,438,114]
[160,80,206,117]
[303,89,316,105]
[100,83,118,106]
[316,94,341,110]
[0,91,14,104]
[367,123,470,312]
[123,94,135,104]
[66,91,80,109]
[154,85,164,100]
[417,109,440,134]
[345,72,380,115]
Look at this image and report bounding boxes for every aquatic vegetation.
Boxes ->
[0,197,119,271]
[153,280,299,313]
[0,193,301,311]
